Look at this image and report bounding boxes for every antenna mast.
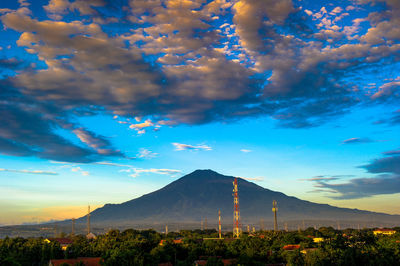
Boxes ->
[72,218,75,236]
[233,177,241,238]
[87,205,91,235]
[218,210,222,239]
[272,200,278,232]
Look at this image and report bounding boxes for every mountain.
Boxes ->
[77,169,400,228]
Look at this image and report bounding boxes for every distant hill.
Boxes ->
[75,169,400,227]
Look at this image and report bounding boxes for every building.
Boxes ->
[282,244,301,251]
[373,228,396,235]
[45,238,73,251]
[48,257,102,266]
[313,237,324,243]
[159,239,183,246]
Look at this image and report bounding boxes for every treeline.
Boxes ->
[1,227,399,265]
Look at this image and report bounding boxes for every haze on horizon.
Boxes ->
[0,0,399,226]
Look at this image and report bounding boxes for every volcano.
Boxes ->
[76,169,400,228]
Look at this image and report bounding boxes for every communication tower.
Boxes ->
[218,210,222,239]
[233,177,241,238]
[272,200,278,232]
[72,218,75,236]
[87,205,91,235]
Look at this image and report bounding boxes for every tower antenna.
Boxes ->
[72,218,75,236]
[87,205,91,235]
[218,210,222,239]
[272,200,278,232]
[233,177,241,238]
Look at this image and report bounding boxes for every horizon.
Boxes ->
[1,0,400,226]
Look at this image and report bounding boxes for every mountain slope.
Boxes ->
[81,169,400,225]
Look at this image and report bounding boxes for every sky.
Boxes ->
[0,0,399,225]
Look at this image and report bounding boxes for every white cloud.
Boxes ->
[304,9,313,16]
[129,119,153,130]
[129,168,182,178]
[330,6,343,15]
[0,8,14,14]
[240,149,252,153]
[137,148,158,159]
[95,161,133,167]
[172,143,212,151]
[71,166,90,176]
[0,168,58,175]
[239,176,264,181]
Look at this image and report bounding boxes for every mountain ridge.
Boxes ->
[76,169,400,226]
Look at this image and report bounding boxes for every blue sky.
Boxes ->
[0,0,400,225]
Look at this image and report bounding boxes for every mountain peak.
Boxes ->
[191,169,219,174]
[181,169,231,180]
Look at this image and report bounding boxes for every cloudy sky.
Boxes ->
[0,0,399,225]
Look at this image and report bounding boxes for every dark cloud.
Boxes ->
[382,149,400,155]
[0,101,95,162]
[362,155,400,174]
[389,110,400,124]
[300,176,340,181]
[342,137,374,144]
[0,80,123,163]
[308,149,400,199]
[0,58,24,70]
[314,174,400,199]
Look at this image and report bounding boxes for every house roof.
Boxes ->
[49,257,101,266]
[283,244,301,250]
[48,238,73,245]
[159,239,183,245]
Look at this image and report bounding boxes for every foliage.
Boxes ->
[0,228,399,265]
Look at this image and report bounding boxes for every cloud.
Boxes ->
[73,128,122,156]
[240,149,252,153]
[95,161,133,167]
[128,168,182,178]
[312,174,400,199]
[0,168,58,175]
[382,149,400,155]
[71,166,90,176]
[371,79,400,100]
[300,176,340,182]
[137,148,158,159]
[239,176,264,181]
[0,88,98,162]
[362,155,400,174]
[0,0,400,162]
[0,81,123,163]
[309,150,400,199]
[129,119,155,134]
[341,137,374,144]
[172,143,212,151]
